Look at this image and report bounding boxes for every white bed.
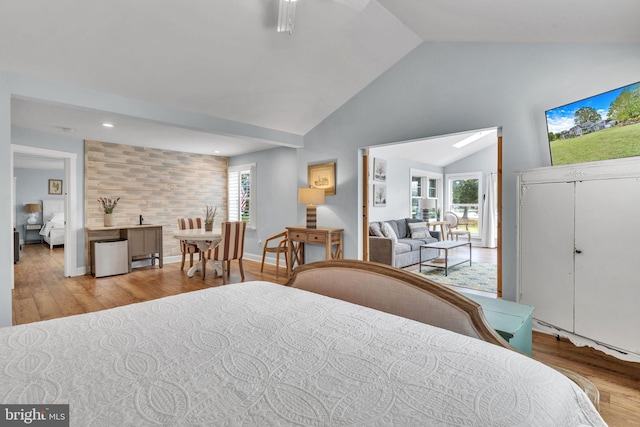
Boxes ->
[39,199,65,249]
[0,261,605,426]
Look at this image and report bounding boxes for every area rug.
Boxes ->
[412,262,497,293]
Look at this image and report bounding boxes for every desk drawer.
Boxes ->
[290,231,308,242]
[307,232,326,243]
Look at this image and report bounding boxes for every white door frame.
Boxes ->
[11,144,78,281]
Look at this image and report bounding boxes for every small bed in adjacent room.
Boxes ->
[0,261,606,426]
[38,198,65,249]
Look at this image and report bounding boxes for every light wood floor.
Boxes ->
[12,244,640,426]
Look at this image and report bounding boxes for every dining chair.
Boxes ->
[207,221,247,284]
[177,218,203,270]
[444,212,471,241]
[260,230,288,277]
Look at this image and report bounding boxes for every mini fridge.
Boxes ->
[92,239,129,277]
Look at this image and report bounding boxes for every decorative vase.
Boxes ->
[205,222,213,232]
[104,213,113,227]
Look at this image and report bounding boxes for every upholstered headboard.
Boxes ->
[42,199,65,223]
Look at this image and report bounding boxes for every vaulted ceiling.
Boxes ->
[4,0,639,164]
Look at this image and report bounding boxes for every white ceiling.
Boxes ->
[4,0,639,168]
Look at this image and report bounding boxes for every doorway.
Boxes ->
[361,127,501,295]
[11,145,78,284]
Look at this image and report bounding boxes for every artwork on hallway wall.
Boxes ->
[48,179,63,195]
[373,184,386,207]
[373,158,387,182]
[308,162,336,195]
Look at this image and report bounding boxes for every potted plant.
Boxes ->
[204,205,217,231]
[98,197,120,227]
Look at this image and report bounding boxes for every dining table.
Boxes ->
[172,229,222,278]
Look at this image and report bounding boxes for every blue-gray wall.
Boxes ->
[2,41,640,327]
[229,146,298,263]
[283,42,640,302]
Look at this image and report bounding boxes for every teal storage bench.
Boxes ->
[462,293,535,356]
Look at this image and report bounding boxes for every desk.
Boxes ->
[286,226,343,276]
[173,229,222,279]
[427,220,448,240]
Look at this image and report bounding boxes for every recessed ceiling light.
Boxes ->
[102,123,114,128]
[214,150,221,154]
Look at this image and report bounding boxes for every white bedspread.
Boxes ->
[0,282,605,426]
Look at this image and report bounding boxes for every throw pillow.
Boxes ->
[369,222,384,237]
[408,221,431,239]
[381,222,398,243]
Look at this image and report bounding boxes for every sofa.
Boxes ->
[369,218,441,269]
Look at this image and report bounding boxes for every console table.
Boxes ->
[286,226,343,277]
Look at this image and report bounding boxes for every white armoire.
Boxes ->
[517,159,640,362]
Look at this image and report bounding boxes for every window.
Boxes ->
[446,172,481,236]
[228,163,256,229]
[410,169,442,219]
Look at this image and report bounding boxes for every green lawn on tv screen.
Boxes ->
[551,123,640,165]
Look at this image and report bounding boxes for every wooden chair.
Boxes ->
[207,221,247,284]
[177,218,203,270]
[260,231,288,277]
[444,211,471,241]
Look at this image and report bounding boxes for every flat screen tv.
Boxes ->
[545,81,640,166]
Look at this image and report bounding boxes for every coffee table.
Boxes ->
[420,240,471,276]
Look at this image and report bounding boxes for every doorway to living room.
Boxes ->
[361,126,501,296]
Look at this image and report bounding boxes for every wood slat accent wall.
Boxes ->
[85,140,227,258]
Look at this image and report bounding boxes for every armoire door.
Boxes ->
[574,178,640,353]
[519,181,575,331]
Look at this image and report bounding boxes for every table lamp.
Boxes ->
[298,188,325,229]
[419,198,437,223]
[24,203,41,224]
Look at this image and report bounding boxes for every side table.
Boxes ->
[23,223,44,244]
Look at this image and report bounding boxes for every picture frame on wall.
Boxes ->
[373,158,387,182]
[48,179,63,195]
[373,184,386,207]
[308,162,336,195]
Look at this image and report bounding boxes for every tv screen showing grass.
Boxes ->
[545,81,640,166]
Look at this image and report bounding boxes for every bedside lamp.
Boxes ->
[419,198,437,223]
[24,203,41,225]
[298,188,325,229]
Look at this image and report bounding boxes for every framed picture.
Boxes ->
[48,179,63,195]
[373,158,387,182]
[308,162,336,195]
[373,184,387,207]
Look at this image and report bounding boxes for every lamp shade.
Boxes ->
[24,203,41,213]
[298,188,325,205]
[419,198,437,210]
